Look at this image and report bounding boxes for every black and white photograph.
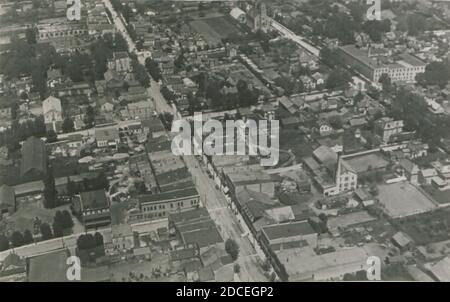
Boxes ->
[0,0,450,288]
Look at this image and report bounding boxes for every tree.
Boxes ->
[145,58,162,82]
[416,61,450,88]
[225,238,240,261]
[84,106,95,128]
[52,211,65,237]
[25,27,37,44]
[320,47,340,68]
[23,229,34,244]
[326,67,352,90]
[159,112,174,131]
[379,73,392,93]
[132,57,150,87]
[0,234,9,251]
[62,117,75,133]
[10,231,25,247]
[114,33,128,52]
[93,232,104,247]
[67,177,78,198]
[328,115,343,129]
[62,210,74,229]
[45,130,57,143]
[43,168,58,208]
[40,223,53,240]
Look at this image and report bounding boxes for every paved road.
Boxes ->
[183,154,267,281]
[271,19,321,57]
[105,0,267,281]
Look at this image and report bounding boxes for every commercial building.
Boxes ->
[337,45,425,83]
[74,190,111,229]
[137,187,200,220]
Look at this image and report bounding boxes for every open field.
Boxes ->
[377,182,437,218]
[190,16,240,45]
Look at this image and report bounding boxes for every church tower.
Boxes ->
[254,1,271,33]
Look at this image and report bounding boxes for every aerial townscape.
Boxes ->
[1,0,450,283]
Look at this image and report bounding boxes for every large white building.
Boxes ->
[338,45,426,83]
[42,96,63,132]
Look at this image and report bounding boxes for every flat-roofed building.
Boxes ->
[74,190,111,228]
[137,187,200,220]
[337,45,425,83]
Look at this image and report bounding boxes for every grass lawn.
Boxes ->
[190,16,240,45]
[377,183,437,218]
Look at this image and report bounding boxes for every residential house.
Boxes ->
[419,168,438,185]
[127,101,153,120]
[46,69,64,89]
[104,224,136,254]
[375,117,404,143]
[95,125,120,149]
[398,158,419,184]
[107,52,132,73]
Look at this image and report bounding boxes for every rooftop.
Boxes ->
[79,190,109,211]
[262,221,316,241]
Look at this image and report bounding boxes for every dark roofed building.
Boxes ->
[20,137,47,182]
[169,207,223,251]
[74,190,111,228]
[260,221,318,248]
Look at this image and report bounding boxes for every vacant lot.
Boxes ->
[190,16,240,45]
[377,183,437,218]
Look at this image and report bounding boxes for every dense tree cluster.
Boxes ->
[145,58,162,82]
[389,89,450,149]
[0,229,35,250]
[52,210,74,237]
[131,54,150,87]
[77,232,104,250]
[416,61,450,88]
[0,117,46,154]
[325,67,352,90]
[40,223,53,240]
[225,238,239,261]
[43,167,58,209]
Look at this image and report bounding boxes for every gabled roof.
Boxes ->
[20,136,47,177]
[262,221,316,241]
[42,96,62,115]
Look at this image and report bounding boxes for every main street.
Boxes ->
[183,154,267,281]
[103,0,268,281]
